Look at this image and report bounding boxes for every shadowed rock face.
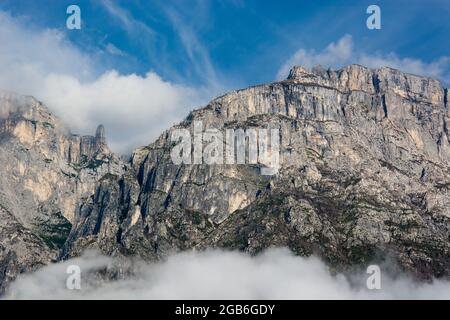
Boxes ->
[0,90,123,293]
[1,64,449,293]
[62,65,450,280]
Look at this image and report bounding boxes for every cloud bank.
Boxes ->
[5,249,450,300]
[0,11,209,153]
[277,34,450,85]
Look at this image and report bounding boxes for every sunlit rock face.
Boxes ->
[1,64,449,294]
[62,65,449,280]
[0,90,123,293]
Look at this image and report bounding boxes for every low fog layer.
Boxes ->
[4,249,450,299]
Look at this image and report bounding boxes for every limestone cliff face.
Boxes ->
[0,64,449,294]
[62,65,449,279]
[0,91,123,293]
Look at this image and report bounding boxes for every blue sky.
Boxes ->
[2,0,449,87]
[0,0,449,152]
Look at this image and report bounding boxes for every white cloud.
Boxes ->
[3,7,449,155]
[0,11,209,153]
[4,249,450,299]
[40,71,204,152]
[163,3,221,90]
[359,54,450,81]
[277,34,450,85]
[105,43,126,57]
[277,35,354,79]
[99,0,155,37]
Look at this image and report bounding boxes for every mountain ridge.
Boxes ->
[62,64,450,278]
[0,64,449,294]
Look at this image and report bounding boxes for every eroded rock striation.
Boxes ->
[0,90,124,293]
[1,64,449,293]
[62,64,450,278]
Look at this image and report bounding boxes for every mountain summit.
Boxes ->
[0,65,449,293]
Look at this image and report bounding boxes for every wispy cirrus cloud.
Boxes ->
[0,10,209,153]
[105,43,126,57]
[162,1,223,91]
[99,0,155,37]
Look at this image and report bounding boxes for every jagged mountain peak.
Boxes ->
[0,90,114,157]
[286,64,445,103]
[0,91,123,293]
[1,64,449,295]
[0,90,45,121]
[60,63,449,282]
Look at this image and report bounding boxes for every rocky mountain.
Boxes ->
[0,90,124,293]
[1,64,449,294]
